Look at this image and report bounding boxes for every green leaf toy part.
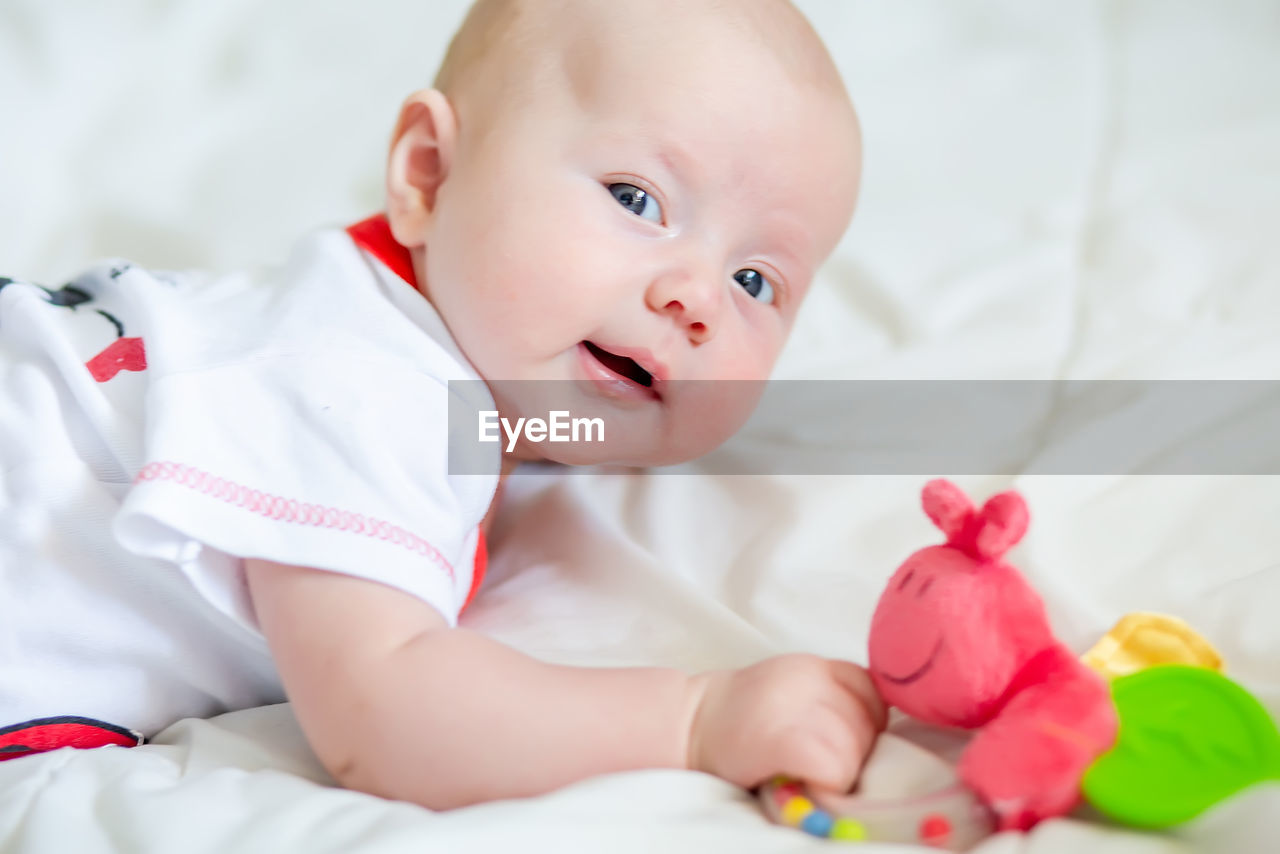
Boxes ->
[1082,664,1280,829]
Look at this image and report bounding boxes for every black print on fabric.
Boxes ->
[0,273,148,382]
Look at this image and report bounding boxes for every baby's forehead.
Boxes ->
[551,7,858,170]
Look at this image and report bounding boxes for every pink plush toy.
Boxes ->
[867,479,1118,831]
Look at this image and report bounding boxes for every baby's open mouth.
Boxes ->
[583,341,654,388]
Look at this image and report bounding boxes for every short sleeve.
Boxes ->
[114,349,496,629]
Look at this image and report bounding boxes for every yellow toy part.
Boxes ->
[1082,612,1223,680]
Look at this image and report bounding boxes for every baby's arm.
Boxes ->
[246,560,885,810]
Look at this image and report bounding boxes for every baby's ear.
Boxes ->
[385,89,458,248]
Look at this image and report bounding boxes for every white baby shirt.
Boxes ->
[0,216,499,740]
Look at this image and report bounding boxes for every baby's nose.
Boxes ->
[645,269,723,344]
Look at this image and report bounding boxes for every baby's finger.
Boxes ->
[826,659,888,730]
[775,719,858,793]
[816,692,877,769]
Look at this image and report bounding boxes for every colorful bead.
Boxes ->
[920,813,952,847]
[830,818,868,841]
[780,796,814,826]
[772,782,804,807]
[800,809,834,837]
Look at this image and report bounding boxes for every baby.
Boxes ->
[0,0,882,809]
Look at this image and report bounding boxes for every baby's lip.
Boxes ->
[578,341,666,403]
[589,341,669,386]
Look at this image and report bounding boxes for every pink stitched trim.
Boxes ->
[135,461,455,581]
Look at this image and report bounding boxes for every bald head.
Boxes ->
[434,0,852,120]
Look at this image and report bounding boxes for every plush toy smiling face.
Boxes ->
[870,546,1052,728]
[867,480,1054,729]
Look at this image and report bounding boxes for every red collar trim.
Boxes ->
[346,214,418,289]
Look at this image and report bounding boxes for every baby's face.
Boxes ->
[419,34,859,466]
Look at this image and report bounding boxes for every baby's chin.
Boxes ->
[510,429,728,470]
[486,374,763,469]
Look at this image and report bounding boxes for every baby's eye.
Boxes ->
[608,183,663,224]
[734,269,775,305]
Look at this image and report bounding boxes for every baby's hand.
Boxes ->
[687,654,887,792]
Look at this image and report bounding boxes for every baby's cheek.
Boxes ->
[676,376,766,452]
[721,321,787,381]
[715,358,774,382]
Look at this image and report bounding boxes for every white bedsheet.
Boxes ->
[2,1,1278,852]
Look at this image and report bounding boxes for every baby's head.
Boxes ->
[385,0,860,467]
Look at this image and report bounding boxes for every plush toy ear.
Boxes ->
[921,479,974,542]
[973,491,1029,561]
